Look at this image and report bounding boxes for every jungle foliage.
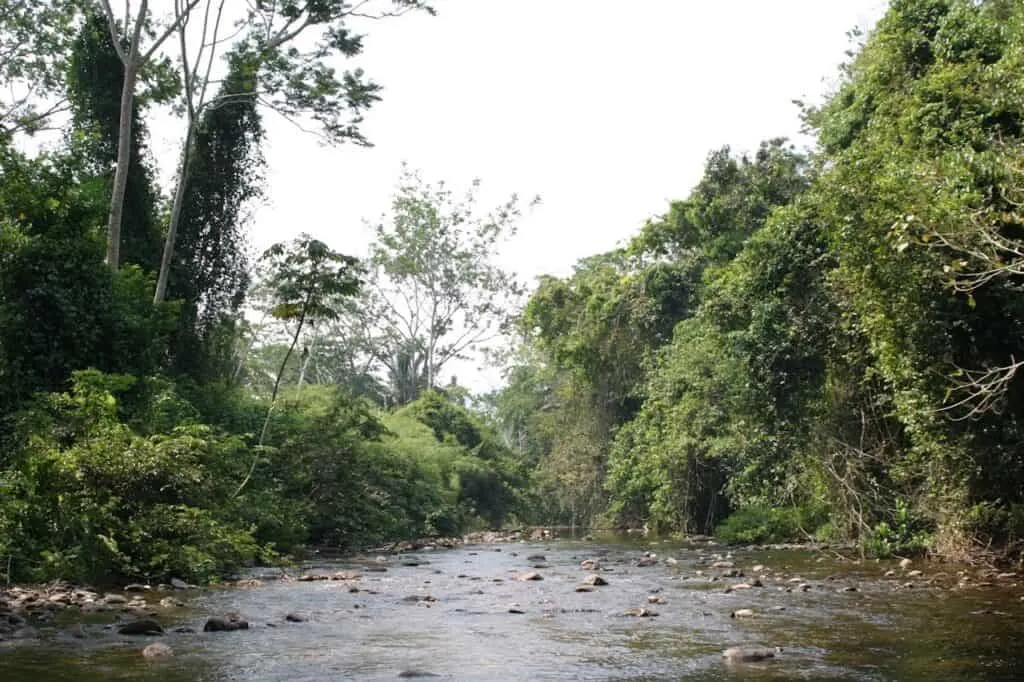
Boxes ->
[0,1,526,586]
[491,0,1024,559]
[4,0,1024,587]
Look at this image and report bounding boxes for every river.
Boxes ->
[2,535,1022,680]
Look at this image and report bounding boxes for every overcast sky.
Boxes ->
[150,0,890,391]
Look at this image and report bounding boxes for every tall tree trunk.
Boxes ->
[153,127,196,302]
[296,332,318,391]
[104,59,138,269]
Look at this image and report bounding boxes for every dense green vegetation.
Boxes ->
[0,1,527,586]
[490,0,1024,560]
[2,0,1024,587]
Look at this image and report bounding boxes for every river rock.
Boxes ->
[580,559,601,570]
[724,583,753,593]
[899,558,913,570]
[285,612,308,622]
[170,578,193,590]
[398,670,440,678]
[526,554,546,562]
[625,607,658,617]
[124,584,149,592]
[117,618,164,635]
[517,572,543,581]
[298,573,329,582]
[142,642,174,658]
[103,593,129,605]
[581,574,607,586]
[730,609,756,618]
[723,646,781,662]
[159,597,184,608]
[11,626,41,639]
[64,623,88,639]
[204,614,248,632]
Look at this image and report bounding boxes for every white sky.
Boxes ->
[162,0,888,393]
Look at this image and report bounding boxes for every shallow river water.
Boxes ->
[2,535,1023,681]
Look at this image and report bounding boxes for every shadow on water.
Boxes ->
[2,535,1024,681]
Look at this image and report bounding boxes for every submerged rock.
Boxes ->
[117,618,164,635]
[204,614,248,632]
[723,646,782,662]
[398,670,440,678]
[10,626,41,640]
[142,642,173,658]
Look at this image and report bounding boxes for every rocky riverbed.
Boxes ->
[2,534,1024,680]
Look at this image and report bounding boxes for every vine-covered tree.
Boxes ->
[67,12,163,272]
[166,51,265,382]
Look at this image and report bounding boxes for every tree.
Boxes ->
[91,0,431,279]
[0,146,175,417]
[0,0,77,141]
[151,0,434,301]
[802,0,1024,550]
[165,52,265,381]
[96,0,200,269]
[233,234,361,496]
[68,12,164,272]
[362,165,536,402]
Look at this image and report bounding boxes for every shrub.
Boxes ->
[714,504,827,544]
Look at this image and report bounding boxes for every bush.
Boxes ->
[862,499,933,559]
[2,371,266,584]
[714,504,827,544]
